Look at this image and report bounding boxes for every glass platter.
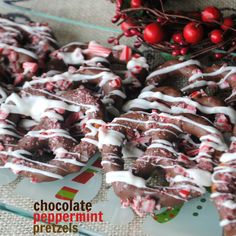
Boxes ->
[0,156,222,236]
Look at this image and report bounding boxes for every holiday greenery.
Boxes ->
[109,0,236,62]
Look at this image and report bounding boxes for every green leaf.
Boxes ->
[160,52,191,61]
[160,52,175,61]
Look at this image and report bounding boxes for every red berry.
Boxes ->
[172,50,180,56]
[131,0,142,8]
[172,32,184,44]
[201,6,221,23]
[143,23,164,44]
[180,47,188,55]
[157,17,165,23]
[183,22,204,44]
[170,44,179,49]
[121,20,136,37]
[221,17,234,31]
[210,29,223,44]
[214,53,224,59]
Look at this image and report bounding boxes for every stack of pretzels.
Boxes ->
[0,16,149,183]
[99,59,236,236]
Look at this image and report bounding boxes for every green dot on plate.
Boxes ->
[200,198,206,203]
[197,205,202,210]
[193,212,199,217]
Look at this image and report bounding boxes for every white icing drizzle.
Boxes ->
[0,87,8,103]
[212,167,236,184]
[185,169,212,187]
[145,128,178,137]
[123,99,171,113]
[160,113,221,135]
[0,18,57,44]
[148,141,177,155]
[220,219,236,227]
[0,42,38,59]
[188,65,236,83]
[123,90,236,124]
[211,130,236,229]
[181,80,214,92]
[4,162,63,179]
[220,153,236,163]
[18,119,38,129]
[53,147,87,166]
[106,171,146,188]
[127,56,149,73]
[61,41,87,48]
[23,70,119,89]
[3,93,96,122]
[122,144,144,159]
[85,119,106,136]
[146,60,201,80]
[26,129,76,141]
[40,110,64,121]
[54,158,86,166]
[200,135,227,152]
[222,200,236,209]
[109,90,127,99]
[81,137,98,146]
[58,47,109,66]
[1,150,65,170]
[98,128,125,149]
[25,71,95,87]
[182,64,236,93]
[171,175,206,194]
[113,116,181,131]
[0,123,20,138]
[26,87,97,114]
[226,89,236,101]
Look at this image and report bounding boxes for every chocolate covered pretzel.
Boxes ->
[50,41,112,69]
[123,86,236,132]
[23,66,127,116]
[211,125,236,236]
[146,60,236,107]
[50,41,149,99]
[0,16,58,85]
[0,87,105,182]
[99,111,226,216]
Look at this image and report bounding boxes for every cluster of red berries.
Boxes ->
[109,0,236,60]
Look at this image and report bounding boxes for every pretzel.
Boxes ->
[0,87,105,182]
[0,17,58,85]
[211,125,236,236]
[123,86,236,132]
[99,111,227,216]
[50,41,149,99]
[50,41,112,69]
[146,60,236,107]
[23,66,127,116]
